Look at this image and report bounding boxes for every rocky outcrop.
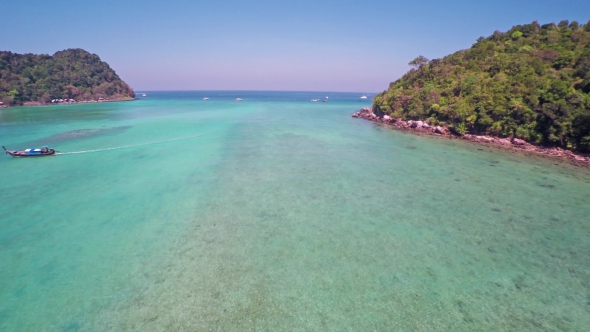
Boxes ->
[352,108,452,136]
[352,108,590,167]
[512,138,527,146]
[435,126,448,135]
[352,107,378,120]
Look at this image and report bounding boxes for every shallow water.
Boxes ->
[1,91,589,331]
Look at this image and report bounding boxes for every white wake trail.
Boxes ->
[55,132,208,155]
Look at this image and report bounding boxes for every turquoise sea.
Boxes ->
[1,91,589,331]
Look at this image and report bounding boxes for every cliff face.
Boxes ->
[0,48,134,106]
[373,20,590,152]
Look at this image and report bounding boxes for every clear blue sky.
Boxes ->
[2,0,589,92]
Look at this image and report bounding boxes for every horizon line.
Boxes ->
[133,89,381,93]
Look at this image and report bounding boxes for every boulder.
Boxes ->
[512,138,527,146]
[383,115,392,122]
[435,126,447,135]
[480,136,494,143]
[414,120,424,128]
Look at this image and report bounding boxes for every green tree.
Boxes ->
[553,51,574,69]
[511,30,523,39]
[408,55,429,68]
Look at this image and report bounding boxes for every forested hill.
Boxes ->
[373,20,590,152]
[0,49,134,106]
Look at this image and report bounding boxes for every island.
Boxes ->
[356,20,590,164]
[0,48,135,107]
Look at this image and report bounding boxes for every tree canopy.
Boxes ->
[0,48,134,105]
[373,20,590,151]
[409,55,429,68]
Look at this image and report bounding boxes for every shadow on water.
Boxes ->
[18,126,132,147]
[42,126,131,143]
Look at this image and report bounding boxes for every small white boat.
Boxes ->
[203,97,209,100]
[311,99,319,102]
[360,94,368,100]
[236,98,243,101]
[322,96,329,102]
[142,93,147,97]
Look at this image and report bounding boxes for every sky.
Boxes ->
[2,0,590,92]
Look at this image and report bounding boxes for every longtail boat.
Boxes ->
[3,146,56,157]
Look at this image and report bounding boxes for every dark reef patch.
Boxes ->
[23,126,132,147]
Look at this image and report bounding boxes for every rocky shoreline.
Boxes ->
[352,107,590,167]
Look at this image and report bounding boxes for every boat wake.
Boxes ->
[55,132,208,155]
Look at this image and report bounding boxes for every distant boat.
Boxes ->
[142,93,147,97]
[322,96,329,102]
[3,146,55,157]
[203,97,209,100]
[311,99,319,102]
[360,94,368,100]
[236,98,243,101]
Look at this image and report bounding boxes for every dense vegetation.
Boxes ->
[373,20,590,151]
[0,49,134,105]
